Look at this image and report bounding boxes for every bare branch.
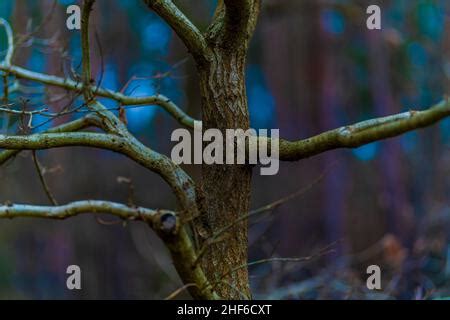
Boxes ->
[0,17,14,131]
[0,197,218,301]
[79,0,132,137]
[0,131,127,151]
[0,113,102,165]
[0,18,194,127]
[81,1,94,81]
[0,200,166,224]
[81,0,95,101]
[0,18,14,67]
[278,99,450,161]
[0,2,221,301]
[0,65,195,128]
[0,4,217,300]
[0,105,50,116]
[0,112,203,257]
[0,133,193,200]
[143,0,208,59]
[0,116,216,300]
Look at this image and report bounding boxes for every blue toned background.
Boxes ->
[0,0,449,299]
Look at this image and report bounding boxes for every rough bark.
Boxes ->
[197,46,252,299]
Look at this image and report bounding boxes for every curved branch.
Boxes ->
[0,13,194,128]
[0,3,217,300]
[0,64,195,128]
[143,0,208,60]
[278,99,450,161]
[0,18,14,67]
[0,118,197,224]
[0,123,216,299]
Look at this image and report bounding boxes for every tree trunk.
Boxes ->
[197,47,252,299]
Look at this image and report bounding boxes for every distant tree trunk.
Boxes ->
[318,34,347,258]
[367,31,413,245]
[197,46,252,299]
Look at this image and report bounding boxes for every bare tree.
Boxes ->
[0,0,449,299]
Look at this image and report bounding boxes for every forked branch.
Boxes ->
[0,21,195,128]
[143,0,208,59]
[208,0,261,48]
[0,113,102,165]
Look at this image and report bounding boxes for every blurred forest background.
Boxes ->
[0,0,449,299]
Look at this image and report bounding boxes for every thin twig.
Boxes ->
[0,105,50,116]
[32,151,58,206]
[219,280,250,300]
[14,0,58,51]
[209,162,338,246]
[209,243,337,292]
[164,283,198,300]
